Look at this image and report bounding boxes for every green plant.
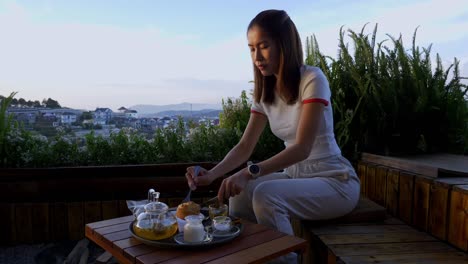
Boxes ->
[0,92,17,166]
[306,24,468,158]
[219,90,283,161]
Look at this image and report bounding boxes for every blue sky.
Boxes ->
[0,0,467,110]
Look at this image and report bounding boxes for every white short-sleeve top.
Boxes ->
[251,65,341,160]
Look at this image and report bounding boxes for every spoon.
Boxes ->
[182,166,200,203]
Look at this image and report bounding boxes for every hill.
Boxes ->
[129,103,221,115]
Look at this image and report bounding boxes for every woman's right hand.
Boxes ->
[185,166,215,190]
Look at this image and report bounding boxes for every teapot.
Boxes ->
[133,189,178,240]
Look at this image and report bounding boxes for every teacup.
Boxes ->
[208,203,228,219]
[212,216,232,233]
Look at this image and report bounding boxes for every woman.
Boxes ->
[186,9,360,256]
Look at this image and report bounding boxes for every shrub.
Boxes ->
[306,25,468,158]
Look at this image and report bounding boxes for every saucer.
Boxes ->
[173,232,213,245]
[208,226,241,238]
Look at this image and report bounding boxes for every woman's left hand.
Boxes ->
[218,168,251,201]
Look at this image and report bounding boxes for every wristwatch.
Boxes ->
[247,161,261,178]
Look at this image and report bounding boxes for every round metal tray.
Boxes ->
[128,219,243,249]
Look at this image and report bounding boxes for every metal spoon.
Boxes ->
[182,166,200,203]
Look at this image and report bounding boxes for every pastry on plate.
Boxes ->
[176,201,201,219]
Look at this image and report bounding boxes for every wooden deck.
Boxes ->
[310,216,468,263]
[362,153,468,178]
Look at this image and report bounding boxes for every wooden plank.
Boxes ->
[448,185,468,251]
[374,166,387,206]
[68,202,84,240]
[49,202,68,241]
[330,241,457,256]
[365,165,376,201]
[319,230,436,245]
[95,222,130,235]
[31,203,49,243]
[412,176,431,231]
[124,243,158,260]
[455,184,468,195]
[96,251,113,264]
[310,224,414,235]
[114,237,142,250]
[85,224,133,264]
[15,203,33,243]
[84,201,102,224]
[361,153,438,178]
[0,203,15,245]
[434,178,468,189]
[385,169,399,216]
[102,200,119,220]
[428,182,449,240]
[203,236,307,264]
[357,162,367,196]
[399,172,415,224]
[103,230,132,243]
[340,251,468,264]
[86,215,133,229]
[309,232,333,264]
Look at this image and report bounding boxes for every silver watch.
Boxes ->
[247,161,261,178]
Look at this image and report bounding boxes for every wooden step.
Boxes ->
[309,219,468,264]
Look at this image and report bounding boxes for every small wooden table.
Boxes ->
[85,215,307,264]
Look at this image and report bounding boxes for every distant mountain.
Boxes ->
[152,109,222,118]
[130,103,222,115]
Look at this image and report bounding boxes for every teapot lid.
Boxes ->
[144,189,168,214]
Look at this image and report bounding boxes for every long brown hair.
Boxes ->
[248,10,303,105]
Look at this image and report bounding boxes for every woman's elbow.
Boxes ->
[295,145,312,162]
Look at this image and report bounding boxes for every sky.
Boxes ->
[0,0,467,111]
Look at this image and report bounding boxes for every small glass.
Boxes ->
[209,203,228,219]
[212,216,232,233]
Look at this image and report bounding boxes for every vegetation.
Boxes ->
[0,25,466,168]
[0,95,62,108]
[306,25,468,158]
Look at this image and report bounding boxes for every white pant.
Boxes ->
[229,155,360,264]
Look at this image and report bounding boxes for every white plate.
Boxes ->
[173,232,213,245]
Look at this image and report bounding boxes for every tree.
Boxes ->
[42,98,61,108]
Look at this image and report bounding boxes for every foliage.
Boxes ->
[306,25,468,158]
[0,92,17,166]
[1,25,467,167]
[42,98,61,108]
[218,90,283,161]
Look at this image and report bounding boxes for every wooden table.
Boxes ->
[85,215,307,264]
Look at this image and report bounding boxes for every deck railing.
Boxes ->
[2,153,467,253]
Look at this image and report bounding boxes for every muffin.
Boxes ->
[176,201,201,219]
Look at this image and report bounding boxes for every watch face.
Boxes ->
[249,164,260,175]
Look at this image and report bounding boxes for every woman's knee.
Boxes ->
[252,182,286,214]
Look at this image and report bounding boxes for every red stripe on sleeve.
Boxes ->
[251,110,266,116]
[302,98,329,106]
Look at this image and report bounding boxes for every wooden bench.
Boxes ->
[293,197,468,264]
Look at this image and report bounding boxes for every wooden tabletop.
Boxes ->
[85,215,307,264]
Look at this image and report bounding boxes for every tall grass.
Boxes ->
[0,92,17,166]
[306,25,468,158]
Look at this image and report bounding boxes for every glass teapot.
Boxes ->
[133,189,178,240]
